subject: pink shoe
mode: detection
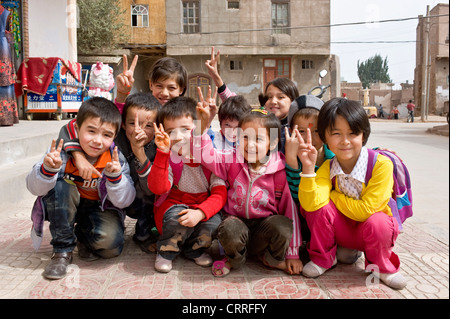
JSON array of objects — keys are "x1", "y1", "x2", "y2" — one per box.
[{"x1": 211, "y1": 258, "x2": 231, "y2": 277}]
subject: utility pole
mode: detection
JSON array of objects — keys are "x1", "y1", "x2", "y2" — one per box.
[{"x1": 421, "y1": 6, "x2": 430, "y2": 122}]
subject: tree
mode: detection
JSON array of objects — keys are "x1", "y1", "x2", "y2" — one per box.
[
  {"x1": 357, "y1": 54, "x2": 391, "y2": 89},
  {"x1": 77, "y1": 0, "x2": 127, "y2": 53}
]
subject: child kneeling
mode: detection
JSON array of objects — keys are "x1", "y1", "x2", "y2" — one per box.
[{"x1": 147, "y1": 97, "x2": 227, "y2": 273}]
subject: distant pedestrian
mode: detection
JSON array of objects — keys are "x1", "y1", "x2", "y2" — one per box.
[
  {"x1": 407, "y1": 100, "x2": 415, "y2": 122},
  {"x1": 377, "y1": 104, "x2": 385, "y2": 118},
  {"x1": 393, "y1": 105, "x2": 399, "y2": 120}
]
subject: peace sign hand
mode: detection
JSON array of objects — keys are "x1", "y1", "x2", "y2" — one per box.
[
  {"x1": 205, "y1": 46, "x2": 224, "y2": 88},
  {"x1": 44, "y1": 139, "x2": 64, "y2": 169},
  {"x1": 153, "y1": 123, "x2": 171, "y2": 153},
  {"x1": 292, "y1": 127, "x2": 317, "y2": 174},
  {"x1": 196, "y1": 86, "x2": 217, "y2": 135},
  {"x1": 129, "y1": 111, "x2": 149, "y2": 149},
  {"x1": 116, "y1": 54, "x2": 138, "y2": 102},
  {"x1": 105, "y1": 146, "x2": 122, "y2": 174}
]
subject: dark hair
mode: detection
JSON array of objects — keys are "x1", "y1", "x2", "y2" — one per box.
[
  {"x1": 318, "y1": 97, "x2": 371, "y2": 146},
  {"x1": 149, "y1": 57, "x2": 187, "y2": 96},
  {"x1": 290, "y1": 107, "x2": 320, "y2": 128},
  {"x1": 76, "y1": 97, "x2": 122, "y2": 137},
  {"x1": 157, "y1": 96, "x2": 197, "y2": 125},
  {"x1": 264, "y1": 77, "x2": 299, "y2": 102},
  {"x1": 122, "y1": 92, "x2": 161, "y2": 124},
  {"x1": 239, "y1": 109, "x2": 282, "y2": 149},
  {"x1": 218, "y1": 95, "x2": 252, "y2": 123}
]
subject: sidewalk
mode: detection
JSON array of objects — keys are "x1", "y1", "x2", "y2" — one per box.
[{"x1": 0, "y1": 117, "x2": 448, "y2": 299}]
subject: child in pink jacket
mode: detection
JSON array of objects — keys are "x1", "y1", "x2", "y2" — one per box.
[{"x1": 195, "y1": 96, "x2": 302, "y2": 277}]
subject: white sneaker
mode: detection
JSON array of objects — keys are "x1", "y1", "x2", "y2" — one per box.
[
  {"x1": 193, "y1": 252, "x2": 213, "y2": 267},
  {"x1": 302, "y1": 258, "x2": 337, "y2": 278},
  {"x1": 155, "y1": 254, "x2": 172, "y2": 273},
  {"x1": 378, "y1": 272, "x2": 407, "y2": 290}
]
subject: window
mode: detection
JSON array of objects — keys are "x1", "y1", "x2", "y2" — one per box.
[
  {"x1": 188, "y1": 75, "x2": 211, "y2": 99},
  {"x1": 131, "y1": 5, "x2": 149, "y2": 27},
  {"x1": 302, "y1": 60, "x2": 314, "y2": 69},
  {"x1": 230, "y1": 60, "x2": 243, "y2": 71},
  {"x1": 272, "y1": 1, "x2": 289, "y2": 34},
  {"x1": 263, "y1": 58, "x2": 291, "y2": 88},
  {"x1": 183, "y1": 1, "x2": 200, "y2": 34},
  {"x1": 227, "y1": 0, "x2": 240, "y2": 9}
]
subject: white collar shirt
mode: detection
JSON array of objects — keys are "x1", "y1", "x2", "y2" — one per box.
[{"x1": 330, "y1": 146, "x2": 369, "y2": 200}]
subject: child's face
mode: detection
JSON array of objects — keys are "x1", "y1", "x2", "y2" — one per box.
[
  {"x1": 220, "y1": 118, "x2": 240, "y2": 143},
  {"x1": 149, "y1": 76, "x2": 184, "y2": 106},
  {"x1": 239, "y1": 121, "x2": 275, "y2": 168},
  {"x1": 325, "y1": 115, "x2": 364, "y2": 170},
  {"x1": 265, "y1": 84, "x2": 292, "y2": 120},
  {"x1": 292, "y1": 115, "x2": 323, "y2": 151},
  {"x1": 122, "y1": 107, "x2": 157, "y2": 145},
  {"x1": 76, "y1": 116, "x2": 116, "y2": 158},
  {"x1": 163, "y1": 115, "x2": 195, "y2": 157}
]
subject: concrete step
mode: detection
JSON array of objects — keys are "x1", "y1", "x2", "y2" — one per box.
[{"x1": 0, "y1": 119, "x2": 71, "y2": 205}]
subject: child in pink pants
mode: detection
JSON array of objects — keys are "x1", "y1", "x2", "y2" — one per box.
[{"x1": 295, "y1": 98, "x2": 407, "y2": 290}]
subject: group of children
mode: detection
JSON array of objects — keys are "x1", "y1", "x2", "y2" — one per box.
[{"x1": 26, "y1": 48, "x2": 407, "y2": 290}]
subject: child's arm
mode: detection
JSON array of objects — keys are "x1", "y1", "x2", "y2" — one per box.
[
  {"x1": 330, "y1": 155, "x2": 394, "y2": 222},
  {"x1": 115, "y1": 54, "x2": 138, "y2": 104},
  {"x1": 58, "y1": 120, "x2": 102, "y2": 180},
  {"x1": 26, "y1": 139, "x2": 64, "y2": 197},
  {"x1": 205, "y1": 47, "x2": 236, "y2": 102},
  {"x1": 178, "y1": 182, "x2": 227, "y2": 228},
  {"x1": 147, "y1": 124, "x2": 172, "y2": 195}
]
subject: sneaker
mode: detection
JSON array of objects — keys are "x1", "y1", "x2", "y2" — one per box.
[
  {"x1": 193, "y1": 252, "x2": 213, "y2": 267},
  {"x1": 302, "y1": 257, "x2": 337, "y2": 278},
  {"x1": 378, "y1": 272, "x2": 407, "y2": 290},
  {"x1": 155, "y1": 254, "x2": 172, "y2": 273}
]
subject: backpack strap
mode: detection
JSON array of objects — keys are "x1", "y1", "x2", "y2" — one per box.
[{"x1": 364, "y1": 148, "x2": 378, "y2": 185}]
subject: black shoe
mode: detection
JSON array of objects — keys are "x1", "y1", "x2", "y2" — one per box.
[
  {"x1": 43, "y1": 252, "x2": 73, "y2": 280},
  {"x1": 77, "y1": 242, "x2": 99, "y2": 261}
]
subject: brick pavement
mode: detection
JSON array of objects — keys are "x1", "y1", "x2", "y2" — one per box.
[{"x1": 0, "y1": 202, "x2": 447, "y2": 299}]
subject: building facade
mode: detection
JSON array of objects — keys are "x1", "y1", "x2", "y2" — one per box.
[
  {"x1": 165, "y1": 0, "x2": 334, "y2": 104},
  {"x1": 414, "y1": 3, "x2": 449, "y2": 116}
]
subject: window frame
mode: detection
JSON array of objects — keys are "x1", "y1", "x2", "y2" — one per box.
[
  {"x1": 182, "y1": 0, "x2": 201, "y2": 34},
  {"x1": 271, "y1": 0, "x2": 290, "y2": 35},
  {"x1": 131, "y1": 4, "x2": 149, "y2": 28}
]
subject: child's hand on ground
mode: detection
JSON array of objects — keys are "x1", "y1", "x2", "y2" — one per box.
[
  {"x1": 285, "y1": 259, "x2": 303, "y2": 275},
  {"x1": 153, "y1": 123, "x2": 170, "y2": 153},
  {"x1": 105, "y1": 146, "x2": 121, "y2": 174},
  {"x1": 44, "y1": 139, "x2": 64, "y2": 170},
  {"x1": 178, "y1": 209, "x2": 206, "y2": 228}
]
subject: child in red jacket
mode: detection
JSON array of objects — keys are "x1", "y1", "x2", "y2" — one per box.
[{"x1": 147, "y1": 96, "x2": 227, "y2": 273}]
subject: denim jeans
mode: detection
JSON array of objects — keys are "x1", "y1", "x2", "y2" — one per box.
[
  {"x1": 125, "y1": 195, "x2": 156, "y2": 242},
  {"x1": 157, "y1": 204, "x2": 221, "y2": 260},
  {"x1": 42, "y1": 178, "x2": 125, "y2": 258},
  {"x1": 217, "y1": 215, "x2": 293, "y2": 269}
]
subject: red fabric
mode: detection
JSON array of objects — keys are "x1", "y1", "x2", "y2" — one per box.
[{"x1": 14, "y1": 57, "x2": 82, "y2": 97}]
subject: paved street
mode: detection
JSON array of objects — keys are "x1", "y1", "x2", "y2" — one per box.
[{"x1": 0, "y1": 118, "x2": 448, "y2": 301}]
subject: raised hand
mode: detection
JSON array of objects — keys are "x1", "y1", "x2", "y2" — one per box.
[
  {"x1": 284, "y1": 126, "x2": 301, "y2": 169},
  {"x1": 116, "y1": 54, "x2": 138, "y2": 102},
  {"x1": 153, "y1": 122, "x2": 170, "y2": 153},
  {"x1": 129, "y1": 111, "x2": 149, "y2": 149},
  {"x1": 205, "y1": 46, "x2": 224, "y2": 88},
  {"x1": 43, "y1": 139, "x2": 64, "y2": 169},
  {"x1": 196, "y1": 86, "x2": 217, "y2": 135},
  {"x1": 295, "y1": 127, "x2": 317, "y2": 174},
  {"x1": 105, "y1": 146, "x2": 122, "y2": 174}
]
